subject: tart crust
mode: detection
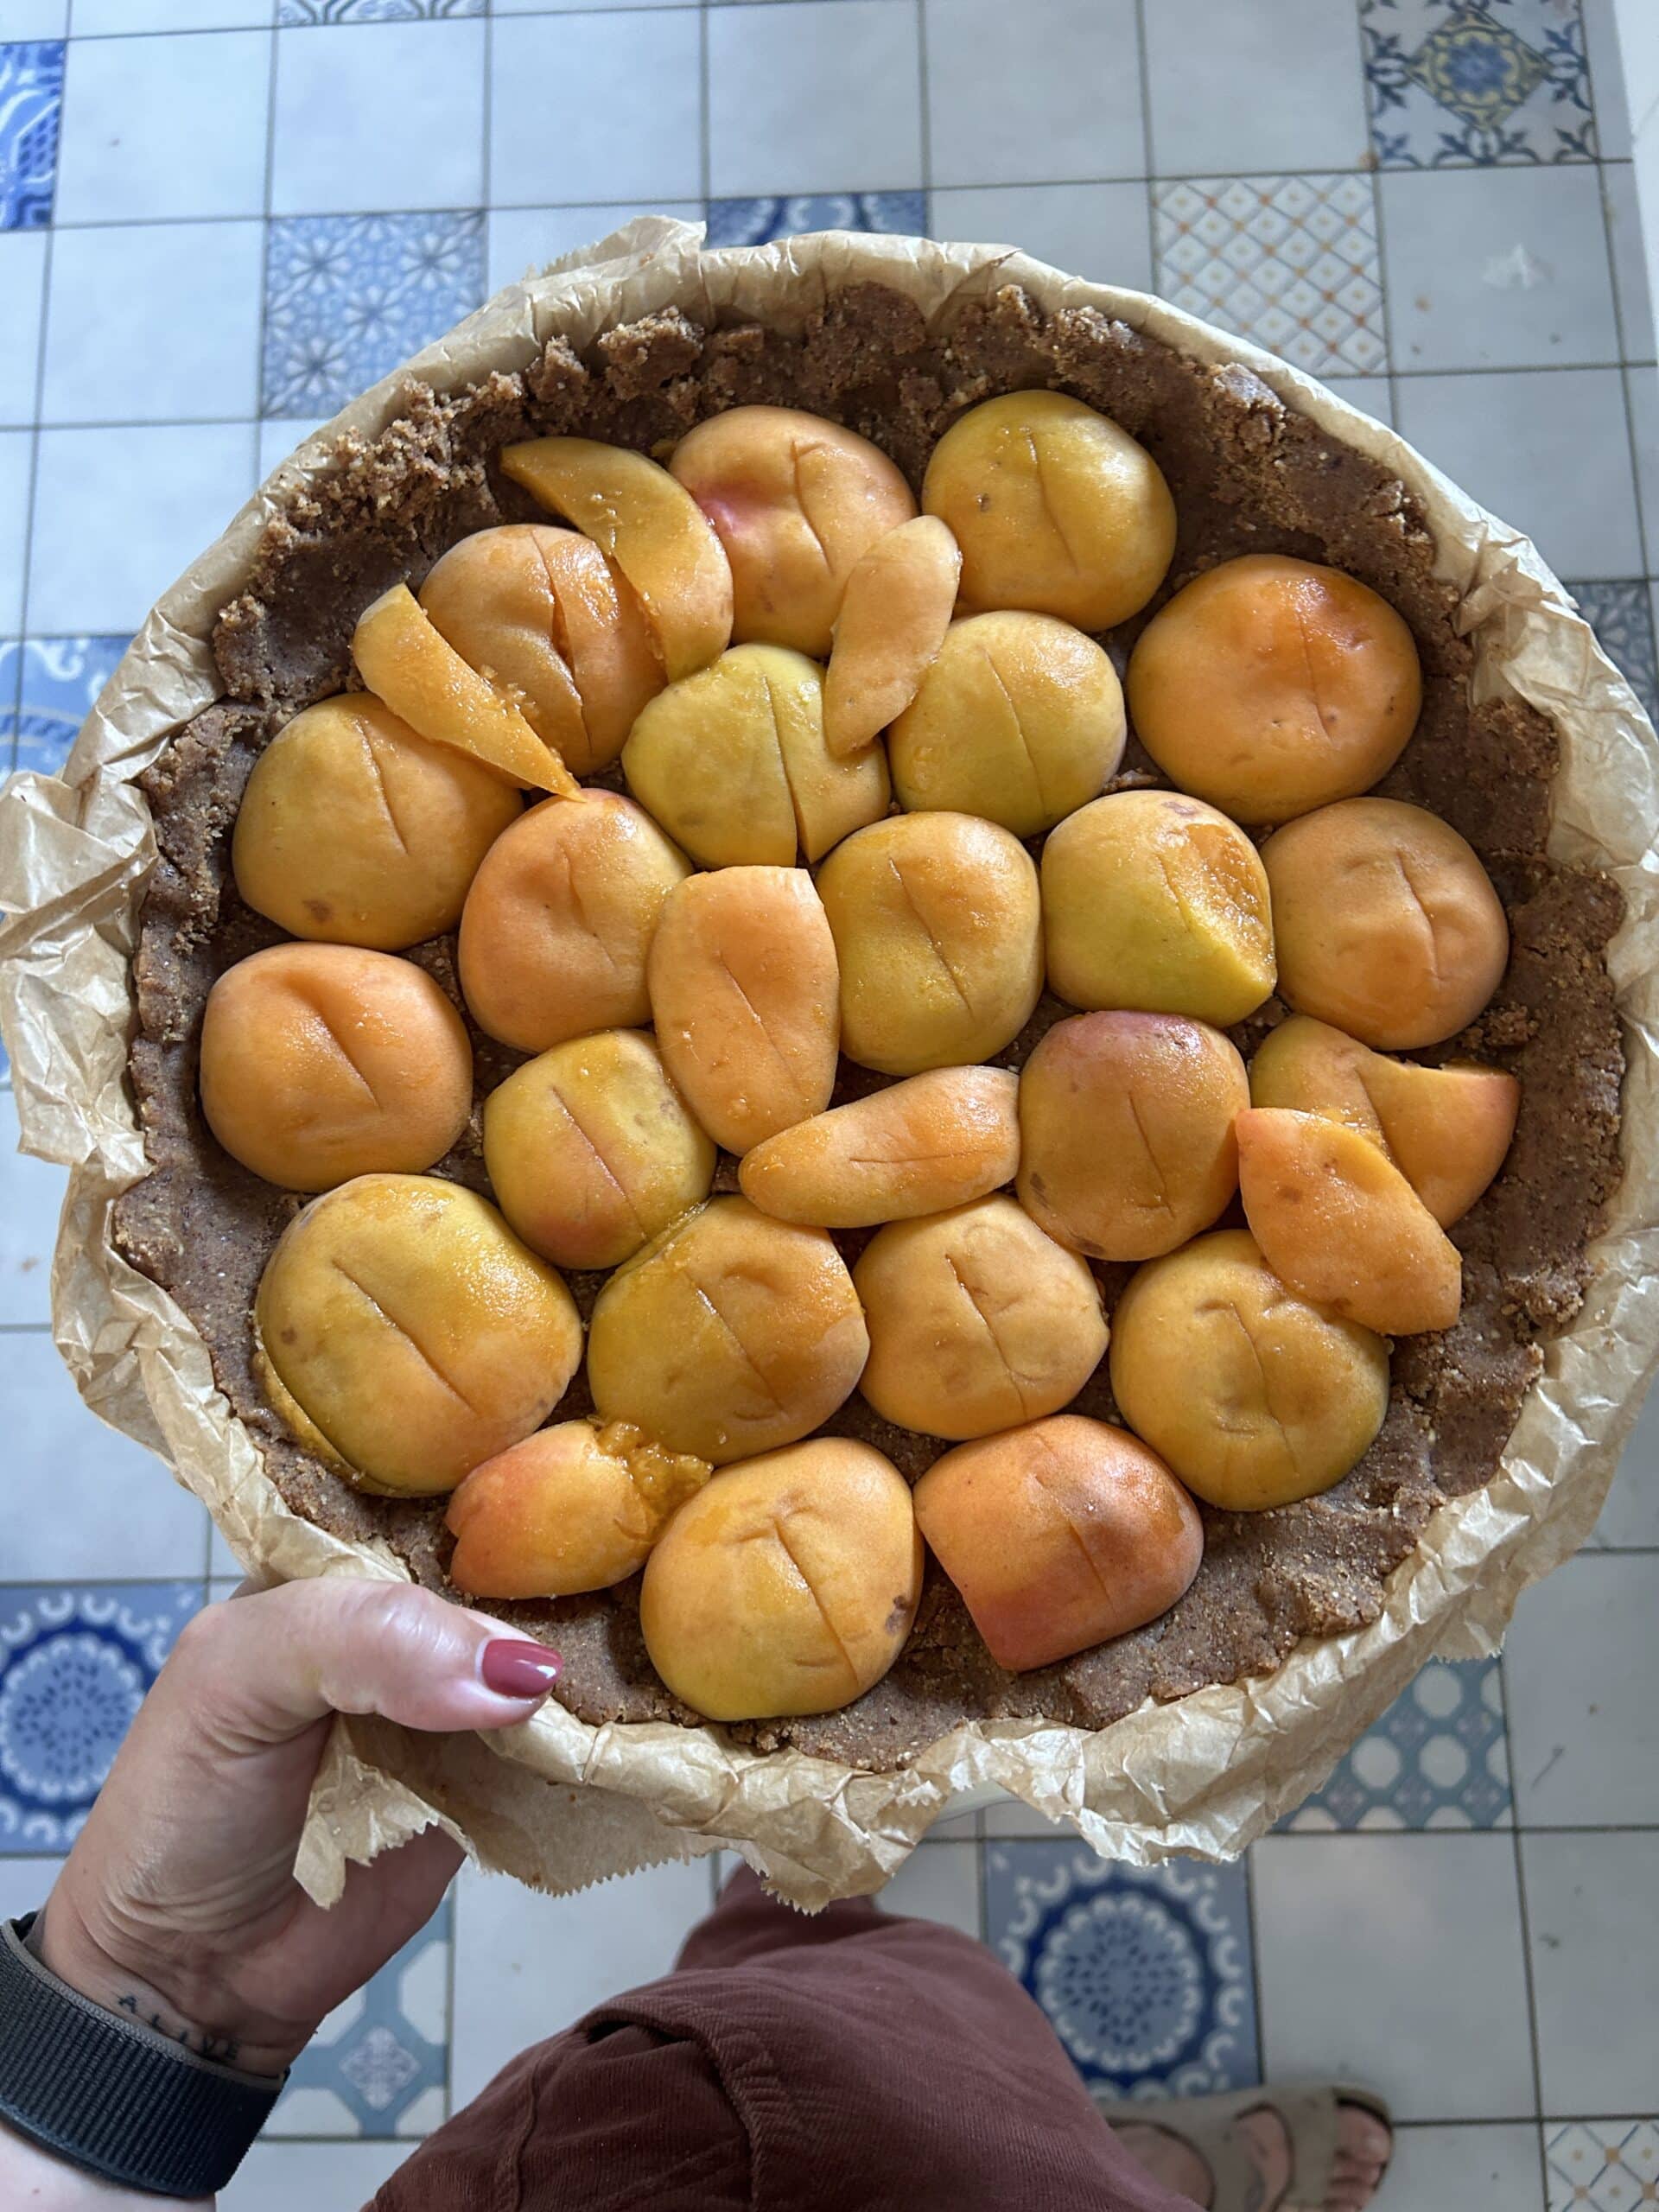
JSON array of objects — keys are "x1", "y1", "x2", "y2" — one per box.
[{"x1": 113, "y1": 283, "x2": 1624, "y2": 1766}]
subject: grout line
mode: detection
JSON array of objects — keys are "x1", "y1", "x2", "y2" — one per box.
[
  {"x1": 1242, "y1": 1838, "x2": 1266, "y2": 2084},
  {"x1": 481, "y1": 0, "x2": 495, "y2": 264},
  {"x1": 15, "y1": 36, "x2": 62, "y2": 657},
  {"x1": 442, "y1": 1875, "x2": 457, "y2": 2124},
  {"x1": 914, "y1": 0, "x2": 931, "y2": 226},
  {"x1": 1510, "y1": 1812, "x2": 1552, "y2": 2201},
  {"x1": 698, "y1": 0, "x2": 711, "y2": 213},
  {"x1": 1132, "y1": 0, "x2": 1155, "y2": 290}
]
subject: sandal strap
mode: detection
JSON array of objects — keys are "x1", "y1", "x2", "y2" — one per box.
[{"x1": 1101, "y1": 2082, "x2": 1391, "y2": 2212}]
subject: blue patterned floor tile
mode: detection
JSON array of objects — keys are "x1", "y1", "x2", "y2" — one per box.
[
  {"x1": 281, "y1": 0, "x2": 481, "y2": 16},
  {"x1": 1361, "y1": 2, "x2": 1595, "y2": 168},
  {"x1": 262, "y1": 210, "x2": 485, "y2": 418},
  {"x1": 1547, "y1": 2120, "x2": 1659, "y2": 2209},
  {"x1": 985, "y1": 1844, "x2": 1258, "y2": 2101},
  {"x1": 9, "y1": 636, "x2": 130, "y2": 780},
  {"x1": 1570, "y1": 579, "x2": 1659, "y2": 723},
  {"x1": 270, "y1": 1898, "x2": 450, "y2": 2139},
  {"x1": 0, "y1": 1584, "x2": 202, "y2": 1854},
  {"x1": 0, "y1": 637, "x2": 19, "y2": 772},
  {"x1": 0, "y1": 41, "x2": 63, "y2": 231},
  {"x1": 705, "y1": 192, "x2": 926, "y2": 248},
  {"x1": 1278, "y1": 1656, "x2": 1512, "y2": 1831}
]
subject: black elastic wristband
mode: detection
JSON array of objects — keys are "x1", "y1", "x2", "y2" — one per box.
[{"x1": 0, "y1": 1914, "x2": 284, "y2": 2198}]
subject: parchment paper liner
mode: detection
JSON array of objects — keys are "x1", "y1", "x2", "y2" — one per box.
[{"x1": 3, "y1": 219, "x2": 1656, "y2": 1910}]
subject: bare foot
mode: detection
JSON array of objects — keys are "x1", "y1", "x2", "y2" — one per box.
[{"x1": 1115, "y1": 2099, "x2": 1391, "y2": 2210}]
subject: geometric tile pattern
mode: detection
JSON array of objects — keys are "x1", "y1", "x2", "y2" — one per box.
[
  {"x1": 0, "y1": 1584, "x2": 202, "y2": 1854},
  {"x1": 985, "y1": 1844, "x2": 1259, "y2": 2101},
  {"x1": 706, "y1": 192, "x2": 929, "y2": 248},
  {"x1": 262, "y1": 211, "x2": 486, "y2": 417},
  {"x1": 0, "y1": 41, "x2": 63, "y2": 232},
  {"x1": 1547, "y1": 2121, "x2": 1659, "y2": 2209},
  {"x1": 1154, "y1": 174, "x2": 1387, "y2": 374},
  {"x1": 1571, "y1": 580, "x2": 1659, "y2": 723},
  {"x1": 280, "y1": 1, "x2": 482, "y2": 17},
  {"x1": 272, "y1": 1901, "x2": 450, "y2": 2139},
  {"x1": 1280, "y1": 1657, "x2": 1513, "y2": 1831},
  {"x1": 6, "y1": 634, "x2": 130, "y2": 779},
  {"x1": 1361, "y1": 0, "x2": 1598, "y2": 168}
]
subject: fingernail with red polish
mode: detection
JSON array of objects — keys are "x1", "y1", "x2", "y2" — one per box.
[{"x1": 480, "y1": 1639, "x2": 563, "y2": 1700}]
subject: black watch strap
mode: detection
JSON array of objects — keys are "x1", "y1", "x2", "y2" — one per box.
[{"x1": 0, "y1": 1913, "x2": 285, "y2": 2198}]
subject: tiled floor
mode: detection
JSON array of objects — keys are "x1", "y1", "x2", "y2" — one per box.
[{"x1": 1, "y1": 4, "x2": 1656, "y2": 2207}]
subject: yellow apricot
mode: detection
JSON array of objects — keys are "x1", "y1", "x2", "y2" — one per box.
[{"x1": 823, "y1": 515, "x2": 961, "y2": 756}]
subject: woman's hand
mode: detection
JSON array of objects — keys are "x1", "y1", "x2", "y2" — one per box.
[{"x1": 30, "y1": 1578, "x2": 561, "y2": 2079}]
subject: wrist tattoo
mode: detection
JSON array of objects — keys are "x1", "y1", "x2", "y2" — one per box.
[{"x1": 116, "y1": 1990, "x2": 242, "y2": 2066}]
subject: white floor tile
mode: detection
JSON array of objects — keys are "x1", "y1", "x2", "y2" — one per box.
[
  {"x1": 450, "y1": 1856, "x2": 711, "y2": 2107},
  {"x1": 925, "y1": 0, "x2": 1142, "y2": 190},
  {"x1": 1252, "y1": 1834, "x2": 1535, "y2": 2120},
  {"x1": 930, "y1": 181, "x2": 1153, "y2": 292},
  {"x1": 74, "y1": 0, "x2": 271, "y2": 26},
  {"x1": 1584, "y1": 0, "x2": 1634, "y2": 161},
  {"x1": 1589, "y1": 1371, "x2": 1659, "y2": 1548},
  {"x1": 496, "y1": 0, "x2": 693, "y2": 9},
  {"x1": 1394, "y1": 367, "x2": 1643, "y2": 582},
  {"x1": 1505, "y1": 1554, "x2": 1659, "y2": 1826},
  {"x1": 983, "y1": 1799, "x2": 1069, "y2": 1838},
  {"x1": 0, "y1": 1858, "x2": 63, "y2": 1925},
  {"x1": 27, "y1": 422, "x2": 254, "y2": 635},
  {"x1": 0, "y1": 233, "x2": 46, "y2": 431},
  {"x1": 1383, "y1": 2124, "x2": 1545, "y2": 2212},
  {"x1": 42, "y1": 221, "x2": 264, "y2": 426},
  {"x1": 877, "y1": 1840, "x2": 982, "y2": 1937},
  {"x1": 221, "y1": 2141, "x2": 412, "y2": 2212},
  {"x1": 257, "y1": 416, "x2": 327, "y2": 480},
  {"x1": 1321, "y1": 376, "x2": 1395, "y2": 428},
  {"x1": 1605, "y1": 162, "x2": 1656, "y2": 361},
  {"x1": 493, "y1": 13, "x2": 702, "y2": 210},
  {"x1": 708, "y1": 1, "x2": 920, "y2": 198},
  {"x1": 1381, "y1": 168, "x2": 1620, "y2": 373},
  {"x1": 271, "y1": 20, "x2": 485, "y2": 218},
  {"x1": 1626, "y1": 364, "x2": 1659, "y2": 570},
  {"x1": 0, "y1": 1332, "x2": 206, "y2": 1580},
  {"x1": 3, "y1": 1, "x2": 67, "y2": 35},
  {"x1": 0, "y1": 1093, "x2": 66, "y2": 1326},
  {"x1": 54, "y1": 32, "x2": 270, "y2": 226},
  {"x1": 1523, "y1": 1831, "x2": 1659, "y2": 2117},
  {"x1": 0, "y1": 431, "x2": 30, "y2": 638},
  {"x1": 486, "y1": 202, "x2": 703, "y2": 295},
  {"x1": 1144, "y1": 0, "x2": 1368, "y2": 177}
]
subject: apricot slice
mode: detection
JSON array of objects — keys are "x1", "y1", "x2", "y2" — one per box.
[
  {"x1": 1041, "y1": 788, "x2": 1275, "y2": 1027},
  {"x1": 739, "y1": 1065, "x2": 1020, "y2": 1228},
  {"x1": 419, "y1": 524, "x2": 664, "y2": 776},
  {"x1": 255, "y1": 1173, "x2": 582, "y2": 1497},
  {"x1": 1126, "y1": 554, "x2": 1423, "y2": 824},
  {"x1": 913, "y1": 1414, "x2": 1203, "y2": 1672},
  {"x1": 888, "y1": 610, "x2": 1126, "y2": 836},
  {"x1": 232, "y1": 695, "x2": 521, "y2": 952},
  {"x1": 647, "y1": 867, "x2": 839, "y2": 1155},
  {"x1": 352, "y1": 583, "x2": 578, "y2": 797},
  {"x1": 587, "y1": 1197, "x2": 868, "y2": 1465},
  {"x1": 200, "y1": 944, "x2": 472, "y2": 1193},
  {"x1": 923, "y1": 390, "x2": 1176, "y2": 631},
  {"x1": 621, "y1": 643, "x2": 888, "y2": 868},
  {"x1": 1236, "y1": 1107, "x2": 1462, "y2": 1336},
  {"x1": 1109, "y1": 1228, "x2": 1389, "y2": 1510},
  {"x1": 1263, "y1": 797, "x2": 1509, "y2": 1050},
  {"x1": 668, "y1": 404, "x2": 917, "y2": 657},
  {"x1": 482, "y1": 1029, "x2": 715, "y2": 1270},
  {"x1": 1017, "y1": 1011, "x2": 1247, "y2": 1262},
  {"x1": 855, "y1": 1195, "x2": 1107, "y2": 1440},
  {"x1": 499, "y1": 435, "x2": 734, "y2": 681},
  {"x1": 458, "y1": 790, "x2": 690, "y2": 1052},
  {"x1": 639, "y1": 1438, "x2": 922, "y2": 1721},
  {"x1": 446, "y1": 1418, "x2": 710, "y2": 1599},
  {"x1": 1249, "y1": 1014, "x2": 1519, "y2": 1227},
  {"x1": 823, "y1": 515, "x2": 961, "y2": 757},
  {"x1": 817, "y1": 811, "x2": 1044, "y2": 1076}
]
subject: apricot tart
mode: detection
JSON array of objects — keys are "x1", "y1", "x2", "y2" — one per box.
[{"x1": 116, "y1": 283, "x2": 1622, "y2": 1764}]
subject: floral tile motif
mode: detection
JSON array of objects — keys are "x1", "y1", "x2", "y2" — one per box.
[
  {"x1": 279, "y1": 0, "x2": 482, "y2": 19},
  {"x1": 0, "y1": 41, "x2": 63, "y2": 232},
  {"x1": 1361, "y1": 1, "x2": 1595, "y2": 168},
  {"x1": 705, "y1": 193, "x2": 927, "y2": 249},
  {"x1": 986, "y1": 1844, "x2": 1258, "y2": 2101},
  {"x1": 270, "y1": 1899, "x2": 450, "y2": 2139},
  {"x1": 262, "y1": 211, "x2": 485, "y2": 419},
  {"x1": 1547, "y1": 2121, "x2": 1659, "y2": 2209},
  {"x1": 0, "y1": 1585, "x2": 202, "y2": 1854},
  {"x1": 7, "y1": 637, "x2": 130, "y2": 780},
  {"x1": 1279, "y1": 1657, "x2": 1512, "y2": 1831},
  {"x1": 1570, "y1": 580, "x2": 1659, "y2": 723},
  {"x1": 1154, "y1": 175, "x2": 1386, "y2": 377}
]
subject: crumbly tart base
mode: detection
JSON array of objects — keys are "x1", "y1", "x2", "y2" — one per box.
[{"x1": 113, "y1": 282, "x2": 1624, "y2": 1768}]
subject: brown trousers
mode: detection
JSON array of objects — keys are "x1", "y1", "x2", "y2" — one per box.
[{"x1": 370, "y1": 1866, "x2": 1191, "y2": 2211}]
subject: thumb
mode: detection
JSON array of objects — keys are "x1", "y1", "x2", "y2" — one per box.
[{"x1": 166, "y1": 1576, "x2": 562, "y2": 1746}]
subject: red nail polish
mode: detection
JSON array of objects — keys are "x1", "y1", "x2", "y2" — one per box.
[{"x1": 480, "y1": 1639, "x2": 563, "y2": 1700}]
